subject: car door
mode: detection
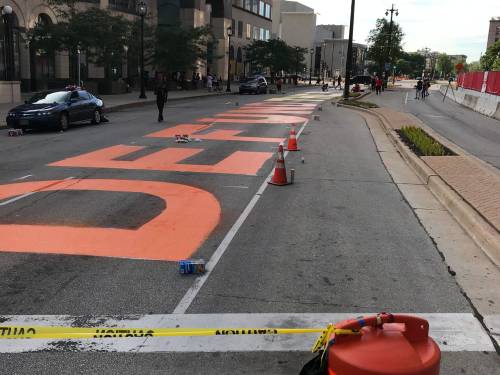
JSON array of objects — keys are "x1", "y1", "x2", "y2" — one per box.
[
  {"x1": 67, "y1": 91, "x2": 85, "y2": 122},
  {"x1": 258, "y1": 78, "x2": 266, "y2": 93},
  {"x1": 78, "y1": 91, "x2": 94, "y2": 120}
]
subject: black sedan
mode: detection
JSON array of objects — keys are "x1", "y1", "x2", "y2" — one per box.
[
  {"x1": 6, "y1": 89, "x2": 104, "y2": 131},
  {"x1": 239, "y1": 76, "x2": 268, "y2": 94}
]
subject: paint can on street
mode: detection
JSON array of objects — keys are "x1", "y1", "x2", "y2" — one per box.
[{"x1": 179, "y1": 259, "x2": 206, "y2": 274}]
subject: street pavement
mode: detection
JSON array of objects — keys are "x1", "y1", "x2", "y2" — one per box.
[
  {"x1": 0, "y1": 90, "x2": 498, "y2": 374},
  {"x1": 367, "y1": 84, "x2": 500, "y2": 169}
]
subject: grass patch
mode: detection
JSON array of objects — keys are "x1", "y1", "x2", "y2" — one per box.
[
  {"x1": 340, "y1": 99, "x2": 379, "y2": 109},
  {"x1": 349, "y1": 92, "x2": 362, "y2": 97},
  {"x1": 398, "y1": 126, "x2": 454, "y2": 156}
]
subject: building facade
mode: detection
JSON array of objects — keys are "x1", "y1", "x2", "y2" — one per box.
[
  {"x1": 487, "y1": 17, "x2": 500, "y2": 48},
  {"x1": 0, "y1": 0, "x2": 157, "y2": 94}
]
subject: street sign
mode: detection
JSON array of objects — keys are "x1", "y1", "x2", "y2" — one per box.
[{"x1": 385, "y1": 63, "x2": 391, "y2": 71}]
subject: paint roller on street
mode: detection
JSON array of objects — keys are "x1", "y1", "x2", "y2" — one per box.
[{"x1": 0, "y1": 313, "x2": 441, "y2": 374}]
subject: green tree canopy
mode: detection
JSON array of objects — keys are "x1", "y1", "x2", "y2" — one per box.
[
  {"x1": 152, "y1": 25, "x2": 213, "y2": 75},
  {"x1": 480, "y1": 40, "x2": 500, "y2": 71},
  {"x1": 366, "y1": 18, "x2": 404, "y2": 72},
  {"x1": 244, "y1": 39, "x2": 307, "y2": 78},
  {"x1": 465, "y1": 61, "x2": 481, "y2": 72},
  {"x1": 437, "y1": 54, "x2": 454, "y2": 77},
  {"x1": 395, "y1": 52, "x2": 425, "y2": 77}
]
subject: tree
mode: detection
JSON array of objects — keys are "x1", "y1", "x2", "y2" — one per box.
[
  {"x1": 465, "y1": 61, "x2": 481, "y2": 72},
  {"x1": 152, "y1": 25, "x2": 213, "y2": 75},
  {"x1": 366, "y1": 18, "x2": 404, "y2": 73},
  {"x1": 394, "y1": 52, "x2": 425, "y2": 78},
  {"x1": 244, "y1": 39, "x2": 306, "y2": 79},
  {"x1": 436, "y1": 54, "x2": 453, "y2": 77},
  {"x1": 27, "y1": 5, "x2": 133, "y2": 81},
  {"x1": 480, "y1": 40, "x2": 500, "y2": 71}
]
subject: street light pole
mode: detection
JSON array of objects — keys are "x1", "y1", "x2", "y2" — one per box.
[
  {"x1": 137, "y1": 1, "x2": 147, "y2": 99},
  {"x1": 1, "y1": 5, "x2": 14, "y2": 81},
  {"x1": 321, "y1": 42, "x2": 326, "y2": 84},
  {"x1": 309, "y1": 48, "x2": 313, "y2": 85},
  {"x1": 295, "y1": 46, "x2": 300, "y2": 85},
  {"x1": 226, "y1": 26, "x2": 232, "y2": 92},
  {"x1": 77, "y1": 47, "x2": 81, "y2": 87},
  {"x1": 343, "y1": 0, "x2": 355, "y2": 99},
  {"x1": 384, "y1": 4, "x2": 398, "y2": 87}
]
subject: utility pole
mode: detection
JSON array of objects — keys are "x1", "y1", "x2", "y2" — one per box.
[
  {"x1": 343, "y1": 0, "x2": 355, "y2": 99},
  {"x1": 384, "y1": 4, "x2": 398, "y2": 88},
  {"x1": 309, "y1": 48, "x2": 314, "y2": 85}
]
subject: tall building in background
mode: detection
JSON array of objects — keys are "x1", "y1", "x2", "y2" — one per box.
[
  {"x1": 487, "y1": 17, "x2": 500, "y2": 48},
  {"x1": 271, "y1": 0, "x2": 316, "y2": 77}
]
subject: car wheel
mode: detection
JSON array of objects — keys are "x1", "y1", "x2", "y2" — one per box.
[
  {"x1": 91, "y1": 109, "x2": 101, "y2": 125},
  {"x1": 59, "y1": 113, "x2": 69, "y2": 131}
]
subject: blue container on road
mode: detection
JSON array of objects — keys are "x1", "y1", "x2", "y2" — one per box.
[{"x1": 179, "y1": 259, "x2": 206, "y2": 274}]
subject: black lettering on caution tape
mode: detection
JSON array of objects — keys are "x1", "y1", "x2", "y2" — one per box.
[
  {"x1": 93, "y1": 329, "x2": 155, "y2": 338},
  {"x1": 215, "y1": 329, "x2": 279, "y2": 335},
  {"x1": 0, "y1": 327, "x2": 37, "y2": 337}
]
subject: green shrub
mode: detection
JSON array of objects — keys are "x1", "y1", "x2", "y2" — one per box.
[
  {"x1": 349, "y1": 92, "x2": 361, "y2": 97},
  {"x1": 340, "y1": 100, "x2": 379, "y2": 109},
  {"x1": 399, "y1": 126, "x2": 449, "y2": 156}
]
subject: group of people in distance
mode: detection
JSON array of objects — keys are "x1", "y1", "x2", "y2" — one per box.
[{"x1": 415, "y1": 77, "x2": 431, "y2": 100}]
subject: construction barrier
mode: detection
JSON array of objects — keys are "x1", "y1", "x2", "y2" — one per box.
[{"x1": 457, "y1": 71, "x2": 500, "y2": 96}]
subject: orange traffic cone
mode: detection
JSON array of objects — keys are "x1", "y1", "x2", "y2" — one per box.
[
  {"x1": 286, "y1": 124, "x2": 300, "y2": 151},
  {"x1": 269, "y1": 144, "x2": 289, "y2": 186}
]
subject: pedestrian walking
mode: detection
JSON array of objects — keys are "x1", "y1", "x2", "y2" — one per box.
[
  {"x1": 155, "y1": 73, "x2": 168, "y2": 122},
  {"x1": 276, "y1": 77, "x2": 283, "y2": 93},
  {"x1": 371, "y1": 76, "x2": 376, "y2": 91},
  {"x1": 207, "y1": 74, "x2": 213, "y2": 92},
  {"x1": 337, "y1": 75, "x2": 342, "y2": 90},
  {"x1": 375, "y1": 76, "x2": 382, "y2": 95},
  {"x1": 415, "y1": 78, "x2": 423, "y2": 100}
]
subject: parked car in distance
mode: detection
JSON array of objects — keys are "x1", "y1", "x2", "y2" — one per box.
[
  {"x1": 349, "y1": 75, "x2": 372, "y2": 85},
  {"x1": 6, "y1": 87, "x2": 104, "y2": 131},
  {"x1": 239, "y1": 76, "x2": 268, "y2": 94}
]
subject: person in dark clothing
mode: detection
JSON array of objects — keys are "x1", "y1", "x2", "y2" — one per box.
[
  {"x1": 375, "y1": 76, "x2": 382, "y2": 95},
  {"x1": 415, "y1": 78, "x2": 423, "y2": 100},
  {"x1": 337, "y1": 75, "x2": 342, "y2": 89},
  {"x1": 155, "y1": 73, "x2": 168, "y2": 122}
]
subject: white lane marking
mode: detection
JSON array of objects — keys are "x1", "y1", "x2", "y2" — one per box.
[
  {"x1": 0, "y1": 192, "x2": 35, "y2": 206},
  {"x1": 0, "y1": 313, "x2": 494, "y2": 353},
  {"x1": 12, "y1": 174, "x2": 33, "y2": 181},
  {"x1": 172, "y1": 117, "x2": 310, "y2": 315},
  {"x1": 405, "y1": 92, "x2": 408, "y2": 105},
  {"x1": 0, "y1": 177, "x2": 76, "y2": 206},
  {"x1": 223, "y1": 186, "x2": 249, "y2": 189}
]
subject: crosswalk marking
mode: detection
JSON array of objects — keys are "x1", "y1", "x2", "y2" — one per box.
[{"x1": 0, "y1": 313, "x2": 494, "y2": 353}]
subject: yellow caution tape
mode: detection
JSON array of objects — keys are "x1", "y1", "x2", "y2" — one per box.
[{"x1": 0, "y1": 325, "x2": 360, "y2": 342}]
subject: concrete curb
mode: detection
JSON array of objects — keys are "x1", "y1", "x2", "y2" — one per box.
[{"x1": 338, "y1": 103, "x2": 500, "y2": 266}]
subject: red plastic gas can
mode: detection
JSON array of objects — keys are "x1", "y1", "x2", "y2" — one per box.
[{"x1": 327, "y1": 314, "x2": 440, "y2": 375}]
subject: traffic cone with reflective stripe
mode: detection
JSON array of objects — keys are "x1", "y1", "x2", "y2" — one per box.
[
  {"x1": 286, "y1": 124, "x2": 300, "y2": 151},
  {"x1": 269, "y1": 144, "x2": 289, "y2": 186}
]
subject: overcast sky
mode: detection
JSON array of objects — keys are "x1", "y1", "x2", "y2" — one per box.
[{"x1": 297, "y1": 0, "x2": 500, "y2": 61}]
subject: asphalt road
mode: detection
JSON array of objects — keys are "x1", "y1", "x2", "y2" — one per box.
[
  {"x1": 0, "y1": 90, "x2": 498, "y2": 374},
  {"x1": 367, "y1": 86, "x2": 500, "y2": 169}
]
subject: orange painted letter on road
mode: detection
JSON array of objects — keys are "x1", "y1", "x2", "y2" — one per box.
[
  {"x1": 50, "y1": 145, "x2": 273, "y2": 176},
  {"x1": 0, "y1": 179, "x2": 220, "y2": 261}
]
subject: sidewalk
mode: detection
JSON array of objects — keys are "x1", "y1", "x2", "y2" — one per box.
[{"x1": 373, "y1": 106, "x2": 500, "y2": 265}]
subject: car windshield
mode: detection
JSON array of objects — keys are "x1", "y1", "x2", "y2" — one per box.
[{"x1": 29, "y1": 91, "x2": 70, "y2": 104}]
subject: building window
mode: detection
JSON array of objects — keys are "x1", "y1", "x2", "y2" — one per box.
[
  {"x1": 108, "y1": 0, "x2": 136, "y2": 13},
  {"x1": 238, "y1": 21, "x2": 243, "y2": 38},
  {"x1": 265, "y1": 3, "x2": 271, "y2": 19},
  {"x1": 244, "y1": 0, "x2": 251, "y2": 11},
  {"x1": 252, "y1": 0, "x2": 258, "y2": 14},
  {"x1": 259, "y1": 27, "x2": 265, "y2": 40},
  {"x1": 265, "y1": 29, "x2": 270, "y2": 41},
  {"x1": 246, "y1": 24, "x2": 251, "y2": 39},
  {"x1": 259, "y1": 1, "x2": 265, "y2": 16},
  {"x1": 253, "y1": 26, "x2": 259, "y2": 40}
]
